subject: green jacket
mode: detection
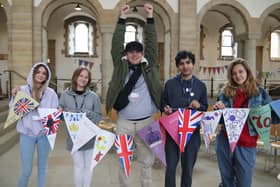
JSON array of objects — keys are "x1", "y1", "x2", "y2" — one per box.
[{"x1": 106, "y1": 18, "x2": 162, "y2": 113}]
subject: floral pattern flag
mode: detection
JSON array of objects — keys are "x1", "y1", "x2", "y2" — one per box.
[
  {"x1": 91, "y1": 129, "x2": 115, "y2": 171},
  {"x1": 223, "y1": 108, "x2": 250, "y2": 152}
]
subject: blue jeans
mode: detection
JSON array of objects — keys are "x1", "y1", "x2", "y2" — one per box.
[
  {"x1": 18, "y1": 134, "x2": 50, "y2": 187},
  {"x1": 215, "y1": 133, "x2": 256, "y2": 187}
]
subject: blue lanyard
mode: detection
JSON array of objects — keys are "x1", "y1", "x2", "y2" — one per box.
[{"x1": 72, "y1": 95, "x2": 86, "y2": 109}]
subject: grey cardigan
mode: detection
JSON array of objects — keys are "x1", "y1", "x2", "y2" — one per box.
[{"x1": 59, "y1": 87, "x2": 102, "y2": 151}]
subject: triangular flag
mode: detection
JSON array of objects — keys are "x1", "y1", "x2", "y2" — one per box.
[
  {"x1": 159, "y1": 111, "x2": 179, "y2": 145},
  {"x1": 71, "y1": 116, "x2": 101, "y2": 154},
  {"x1": 223, "y1": 108, "x2": 250, "y2": 152},
  {"x1": 200, "y1": 110, "x2": 222, "y2": 149},
  {"x1": 63, "y1": 112, "x2": 85, "y2": 143},
  {"x1": 39, "y1": 108, "x2": 62, "y2": 150},
  {"x1": 178, "y1": 108, "x2": 203, "y2": 152},
  {"x1": 114, "y1": 134, "x2": 134, "y2": 177},
  {"x1": 249, "y1": 104, "x2": 271, "y2": 149},
  {"x1": 270, "y1": 99, "x2": 280, "y2": 119},
  {"x1": 4, "y1": 91, "x2": 39, "y2": 128},
  {"x1": 91, "y1": 129, "x2": 115, "y2": 171},
  {"x1": 137, "y1": 120, "x2": 166, "y2": 166}
]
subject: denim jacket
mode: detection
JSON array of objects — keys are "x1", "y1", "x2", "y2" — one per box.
[{"x1": 217, "y1": 87, "x2": 278, "y2": 136}]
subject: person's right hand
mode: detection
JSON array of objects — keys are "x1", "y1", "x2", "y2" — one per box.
[
  {"x1": 164, "y1": 105, "x2": 172, "y2": 115},
  {"x1": 12, "y1": 86, "x2": 20, "y2": 97},
  {"x1": 120, "y1": 4, "x2": 130, "y2": 18},
  {"x1": 213, "y1": 101, "x2": 225, "y2": 110}
]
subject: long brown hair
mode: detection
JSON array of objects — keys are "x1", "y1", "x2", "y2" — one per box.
[
  {"x1": 223, "y1": 58, "x2": 259, "y2": 98},
  {"x1": 32, "y1": 64, "x2": 49, "y2": 101},
  {"x1": 71, "y1": 67, "x2": 91, "y2": 91}
]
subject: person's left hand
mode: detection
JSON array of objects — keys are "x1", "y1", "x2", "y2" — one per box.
[{"x1": 189, "y1": 100, "x2": 200, "y2": 110}]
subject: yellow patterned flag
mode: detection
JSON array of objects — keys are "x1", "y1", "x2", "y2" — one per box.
[{"x1": 4, "y1": 91, "x2": 39, "y2": 129}]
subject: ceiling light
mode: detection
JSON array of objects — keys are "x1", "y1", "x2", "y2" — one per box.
[{"x1": 75, "y1": 4, "x2": 82, "y2": 11}]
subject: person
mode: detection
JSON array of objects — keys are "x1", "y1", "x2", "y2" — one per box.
[
  {"x1": 161, "y1": 50, "x2": 208, "y2": 187},
  {"x1": 213, "y1": 58, "x2": 275, "y2": 187},
  {"x1": 59, "y1": 67, "x2": 102, "y2": 187},
  {"x1": 105, "y1": 3, "x2": 162, "y2": 187},
  {"x1": 10, "y1": 62, "x2": 59, "y2": 187}
]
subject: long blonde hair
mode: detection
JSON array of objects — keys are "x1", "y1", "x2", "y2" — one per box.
[{"x1": 223, "y1": 58, "x2": 259, "y2": 98}]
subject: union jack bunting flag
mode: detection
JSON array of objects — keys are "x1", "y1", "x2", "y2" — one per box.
[
  {"x1": 13, "y1": 97, "x2": 36, "y2": 117},
  {"x1": 114, "y1": 134, "x2": 134, "y2": 177},
  {"x1": 42, "y1": 110, "x2": 62, "y2": 135},
  {"x1": 178, "y1": 108, "x2": 203, "y2": 152}
]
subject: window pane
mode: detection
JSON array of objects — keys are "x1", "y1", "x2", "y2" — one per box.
[
  {"x1": 222, "y1": 30, "x2": 232, "y2": 46},
  {"x1": 75, "y1": 23, "x2": 88, "y2": 53},
  {"x1": 271, "y1": 32, "x2": 280, "y2": 59},
  {"x1": 125, "y1": 25, "x2": 137, "y2": 45},
  {"x1": 222, "y1": 47, "x2": 233, "y2": 56}
]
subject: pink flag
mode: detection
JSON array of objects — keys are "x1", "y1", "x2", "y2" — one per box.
[
  {"x1": 114, "y1": 134, "x2": 134, "y2": 177},
  {"x1": 178, "y1": 108, "x2": 203, "y2": 152},
  {"x1": 159, "y1": 111, "x2": 180, "y2": 145}
]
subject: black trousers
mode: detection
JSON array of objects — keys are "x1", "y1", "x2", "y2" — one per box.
[{"x1": 164, "y1": 127, "x2": 201, "y2": 187}]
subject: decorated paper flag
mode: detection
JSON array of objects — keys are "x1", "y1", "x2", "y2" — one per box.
[
  {"x1": 137, "y1": 120, "x2": 166, "y2": 166},
  {"x1": 159, "y1": 111, "x2": 179, "y2": 145},
  {"x1": 72, "y1": 116, "x2": 101, "y2": 154},
  {"x1": 178, "y1": 108, "x2": 203, "y2": 152},
  {"x1": 63, "y1": 112, "x2": 85, "y2": 143},
  {"x1": 270, "y1": 99, "x2": 280, "y2": 118},
  {"x1": 223, "y1": 108, "x2": 250, "y2": 152},
  {"x1": 249, "y1": 104, "x2": 271, "y2": 149},
  {"x1": 200, "y1": 110, "x2": 222, "y2": 149},
  {"x1": 115, "y1": 134, "x2": 134, "y2": 177},
  {"x1": 91, "y1": 129, "x2": 115, "y2": 171},
  {"x1": 5, "y1": 91, "x2": 39, "y2": 128},
  {"x1": 39, "y1": 108, "x2": 62, "y2": 150}
]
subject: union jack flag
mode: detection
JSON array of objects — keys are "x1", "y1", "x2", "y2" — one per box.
[
  {"x1": 42, "y1": 110, "x2": 62, "y2": 135},
  {"x1": 13, "y1": 97, "x2": 36, "y2": 117},
  {"x1": 178, "y1": 108, "x2": 203, "y2": 152},
  {"x1": 114, "y1": 134, "x2": 134, "y2": 177}
]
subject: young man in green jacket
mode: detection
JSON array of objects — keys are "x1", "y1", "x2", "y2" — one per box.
[{"x1": 106, "y1": 3, "x2": 162, "y2": 187}]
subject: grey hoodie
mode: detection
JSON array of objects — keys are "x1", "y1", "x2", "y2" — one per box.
[
  {"x1": 59, "y1": 87, "x2": 102, "y2": 151},
  {"x1": 10, "y1": 62, "x2": 59, "y2": 137}
]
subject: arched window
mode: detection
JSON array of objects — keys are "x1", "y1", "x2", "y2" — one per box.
[
  {"x1": 124, "y1": 18, "x2": 144, "y2": 47},
  {"x1": 65, "y1": 16, "x2": 97, "y2": 57},
  {"x1": 270, "y1": 30, "x2": 280, "y2": 61},
  {"x1": 219, "y1": 25, "x2": 237, "y2": 60}
]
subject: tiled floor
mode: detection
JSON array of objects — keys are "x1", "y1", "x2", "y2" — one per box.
[{"x1": 0, "y1": 125, "x2": 279, "y2": 187}]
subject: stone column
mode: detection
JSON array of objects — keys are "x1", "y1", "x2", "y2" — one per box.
[
  {"x1": 245, "y1": 33, "x2": 261, "y2": 75},
  {"x1": 9, "y1": 0, "x2": 33, "y2": 86},
  {"x1": 100, "y1": 25, "x2": 114, "y2": 103},
  {"x1": 178, "y1": 0, "x2": 197, "y2": 52}
]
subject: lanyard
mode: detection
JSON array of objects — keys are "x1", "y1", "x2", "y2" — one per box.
[
  {"x1": 181, "y1": 77, "x2": 194, "y2": 105},
  {"x1": 72, "y1": 95, "x2": 86, "y2": 109}
]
